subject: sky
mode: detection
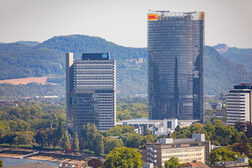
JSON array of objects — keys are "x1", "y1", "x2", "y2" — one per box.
[{"x1": 0, "y1": 0, "x2": 251, "y2": 48}]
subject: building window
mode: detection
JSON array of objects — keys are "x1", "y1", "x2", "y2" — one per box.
[{"x1": 167, "y1": 121, "x2": 172, "y2": 128}]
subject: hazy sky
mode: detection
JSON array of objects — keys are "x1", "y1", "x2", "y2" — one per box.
[{"x1": 0, "y1": 0, "x2": 251, "y2": 48}]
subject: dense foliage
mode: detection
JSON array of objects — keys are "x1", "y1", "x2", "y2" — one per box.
[
  {"x1": 165, "y1": 157, "x2": 180, "y2": 168},
  {"x1": 0, "y1": 99, "x2": 154, "y2": 157},
  {"x1": 172, "y1": 120, "x2": 248, "y2": 146},
  {"x1": 209, "y1": 147, "x2": 243, "y2": 165},
  {"x1": 1, "y1": 35, "x2": 252, "y2": 97},
  {"x1": 0, "y1": 83, "x2": 64, "y2": 99},
  {"x1": 172, "y1": 119, "x2": 252, "y2": 165},
  {"x1": 102, "y1": 125, "x2": 156, "y2": 149},
  {"x1": 0, "y1": 99, "x2": 252, "y2": 166},
  {"x1": 80, "y1": 124, "x2": 104, "y2": 156},
  {"x1": 116, "y1": 102, "x2": 147, "y2": 121},
  {"x1": 104, "y1": 147, "x2": 144, "y2": 168},
  {"x1": 0, "y1": 43, "x2": 64, "y2": 80},
  {"x1": 0, "y1": 101, "x2": 65, "y2": 146},
  {"x1": 72, "y1": 132, "x2": 79, "y2": 153},
  {"x1": 249, "y1": 159, "x2": 252, "y2": 166}
]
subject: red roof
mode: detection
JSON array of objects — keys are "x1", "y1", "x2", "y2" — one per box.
[{"x1": 181, "y1": 161, "x2": 209, "y2": 168}]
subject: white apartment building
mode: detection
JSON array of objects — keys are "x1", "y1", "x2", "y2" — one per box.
[{"x1": 226, "y1": 84, "x2": 252, "y2": 126}]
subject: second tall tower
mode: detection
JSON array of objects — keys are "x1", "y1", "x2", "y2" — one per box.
[{"x1": 148, "y1": 11, "x2": 204, "y2": 122}]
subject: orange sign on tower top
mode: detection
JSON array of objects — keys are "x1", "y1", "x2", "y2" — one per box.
[
  {"x1": 201, "y1": 12, "x2": 205, "y2": 20},
  {"x1": 148, "y1": 14, "x2": 158, "y2": 21}
]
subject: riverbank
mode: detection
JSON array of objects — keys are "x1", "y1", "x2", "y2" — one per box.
[
  {"x1": 0, "y1": 153, "x2": 87, "y2": 165},
  {"x1": 0, "y1": 156, "x2": 58, "y2": 168}
]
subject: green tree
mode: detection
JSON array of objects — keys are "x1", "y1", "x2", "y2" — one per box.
[
  {"x1": 102, "y1": 125, "x2": 135, "y2": 137},
  {"x1": 44, "y1": 128, "x2": 57, "y2": 146},
  {"x1": 0, "y1": 160, "x2": 2, "y2": 167},
  {"x1": 94, "y1": 135, "x2": 104, "y2": 156},
  {"x1": 210, "y1": 147, "x2": 242, "y2": 165},
  {"x1": 249, "y1": 159, "x2": 252, "y2": 167},
  {"x1": 63, "y1": 130, "x2": 71, "y2": 152},
  {"x1": 104, "y1": 147, "x2": 144, "y2": 168},
  {"x1": 35, "y1": 129, "x2": 48, "y2": 146},
  {"x1": 80, "y1": 123, "x2": 99, "y2": 151},
  {"x1": 104, "y1": 138, "x2": 124, "y2": 154},
  {"x1": 73, "y1": 132, "x2": 79, "y2": 153},
  {"x1": 0, "y1": 120, "x2": 10, "y2": 139},
  {"x1": 165, "y1": 157, "x2": 180, "y2": 168},
  {"x1": 0, "y1": 102, "x2": 66, "y2": 146},
  {"x1": 142, "y1": 135, "x2": 156, "y2": 144},
  {"x1": 143, "y1": 125, "x2": 152, "y2": 135},
  {"x1": 123, "y1": 133, "x2": 143, "y2": 148},
  {"x1": 55, "y1": 118, "x2": 65, "y2": 146},
  {"x1": 116, "y1": 102, "x2": 148, "y2": 121},
  {"x1": 172, "y1": 120, "x2": 246, "y2": 146},
  {"x1": 9, "y1": 119, "x2": 30, "y2": 132},
  {"x1": 13, "y1": 131, "x2": 34, "y2": 145},
  {"x1": 229, "y1": 142, "x2": 250, "y2": 156},
  {"x1": 30, "y1": 104, "x2": 42, "y2": 116},
  {"x1": 9, "y1": 106, "x2": 22, "y2": 119}
]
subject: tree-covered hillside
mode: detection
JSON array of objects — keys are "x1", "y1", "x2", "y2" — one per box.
[
  {"x1": 0, "y1": 43, "x2": 64, "y2": 79},
  {"x1": 38, "y1": 35, "x2": 147, "y2": 60},
  {"x1": 205, "y1": 46, "x2": 252, "y2": 94},
  {"x1": 0, "y1": 83, "x2": 64, "y2": 99},
  {"x1": 214, "y1": 44, "x2": 252, "y2": 75},
  {"x1": 0, "y1": 35, "x2": 251, "y2": 97},
  {"x1": 16, "y1": 41, "x2": 40, "y2": 47}
]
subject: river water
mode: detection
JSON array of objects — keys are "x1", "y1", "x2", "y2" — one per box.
[{"x1": 0, "y1": 157, "x2": 59, "y2": 167}]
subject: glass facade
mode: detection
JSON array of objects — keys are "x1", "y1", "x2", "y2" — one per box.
[
  {"x1": 66, "y1": 53, "x2": 116, "y2": 132},
  {"x1": 148, "y1": 11, "x2": 204, "y2": 122}
]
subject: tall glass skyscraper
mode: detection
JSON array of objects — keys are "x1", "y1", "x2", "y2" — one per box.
[
  {"x1": 148, "y1": 11, "x2": 204, "y2": 122},
  {"x1": 66, "y1": 53, "x2": 116, "y2": 132}
]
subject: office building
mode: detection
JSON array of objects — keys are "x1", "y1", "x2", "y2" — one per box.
[
  {"x1": 147, "y1": 11, "x2": 205, "y2": 122},
  {"x1": 66, "y1": 53, "x2": 116, "y2": 132},
  {"x1": 144, "y1": 134, "x2": 211, "y2": 167},
  {"x1": 227, "y1": 83, "x2": 252, "y2": 126}
]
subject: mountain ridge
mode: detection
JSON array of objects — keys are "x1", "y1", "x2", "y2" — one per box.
[{"x1": 0, "y1": 34, "x2": 251, "y2": 97}]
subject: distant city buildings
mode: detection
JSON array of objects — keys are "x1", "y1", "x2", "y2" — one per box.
[
  {"x1": 226, "y1": 83, "x2": 252, "y2": 126},
  {"x1": 66, "y1": 53, "x2": 116, "y2": 132},
  {"x1": 144, "y1": 134, "x2": 211, "y2": 167},
  {"x1": 147, "y1": 11, "x2": 205, "y2": 122},
  {"x1": 205, "y1": 101, "x2": 227, "y2": 121},
  {"x1": 117, "y1": 118, "x2": 198, "y2": 136}
]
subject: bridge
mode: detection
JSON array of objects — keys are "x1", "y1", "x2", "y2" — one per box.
[{"x1": 19, "y1": 151, "x2": 40, "y2": 159}]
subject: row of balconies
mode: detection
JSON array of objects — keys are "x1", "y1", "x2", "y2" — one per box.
[{"x1": 147, "y1": 157, "x2": 157, "y2": 163}]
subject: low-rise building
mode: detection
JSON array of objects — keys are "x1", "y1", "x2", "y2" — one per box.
[{"x1": 144, "y1": 134, "x2": 211, "y2": 168}]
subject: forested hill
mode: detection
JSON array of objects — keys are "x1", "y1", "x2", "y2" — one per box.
[
  {"x1": 205, "y1": 46, "x2": 251, "y2": 94},
  {"x1": 0, "y1": 34, "x2": 251, "y2": 97},
  {"x1": 0, "y1": 42, "x2": 64, "y2": 79},
  {"x1": 214, "y1": 44, "x2": 252, "y2": 75},
  {"x1": 38, "y1": 35, "x2": 147, "y2": 60}
]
